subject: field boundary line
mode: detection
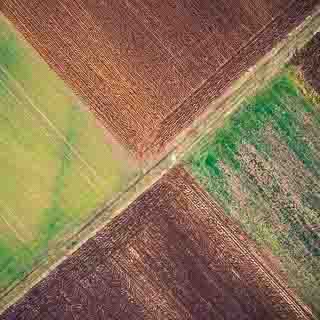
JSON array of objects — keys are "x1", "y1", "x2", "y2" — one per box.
[
  {"x1": 142, "y1": 2, "x2": 320, "y2": 158},
  {"x1": 171, "y1": 6, "x2": 320, "y2": 164},
  {"x1": 1, "y1": 5, "x2": 320, "y2": 316},
  {"x1": 180, "y1": 166, "x2": 315, "y2": 319}
]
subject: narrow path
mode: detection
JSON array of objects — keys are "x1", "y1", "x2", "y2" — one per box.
[{"x1": 1, "y1": 6, "x2": 320, "y2": 316}]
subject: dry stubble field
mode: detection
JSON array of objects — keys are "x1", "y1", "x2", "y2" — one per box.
[{"x1": 1, "y1": 0, "x2": 317, "y2": 157}]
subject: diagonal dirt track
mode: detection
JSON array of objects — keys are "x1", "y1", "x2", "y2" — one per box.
[
  {"x1": 0, "y1": 5, "x2": 320, "y2": 315},
  {"x1": 1, "y1": 0, "x2": 318, "y2": 157},
  {"x1": 0, "y1": 167, "x2": 314, "y2": 319}
]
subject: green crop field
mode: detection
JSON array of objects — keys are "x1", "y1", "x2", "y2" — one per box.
[
  {"x1": 0, "y1": 16, "x2": 137, "y2": 292},
  {"x1": 187, "y1": 71, "x2": 320, "y2": 315}
]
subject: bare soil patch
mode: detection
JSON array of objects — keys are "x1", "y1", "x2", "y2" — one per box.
[
  {"x1": 0, "y1": 167, "x2": 311, "y2": 319},
  {"x1": 292, "y1": 32, "x2": 320, "y2": 93},
  {"x1": 1, "y1": 0, "x2": 316, "y2": 157}
]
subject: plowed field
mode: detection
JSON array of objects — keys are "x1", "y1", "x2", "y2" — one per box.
[
  {"x1": 0, "y1": 167, "x2": 311, "y2": 320},
  {"x1": 292, "y1": 32, "x2": 320, "y2": 93},
  {"x1": 1, "y1": 0, "x2": 317, "y2": 157}
]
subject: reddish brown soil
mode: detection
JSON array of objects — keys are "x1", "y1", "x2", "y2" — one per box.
[
  {"x1": 292, "y1": 32, "x2": 320, "y2": 93},
  {"x1": 0, "y1": 167, "x2": 311, "y2": 320},
  {"x1": 1, "y1": 0, "x2": 317, "y2": 158}
]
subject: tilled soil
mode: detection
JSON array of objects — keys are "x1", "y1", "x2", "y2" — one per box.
[
  {"x1": 1, "y1": 0, "x2": 317, "y2": 157},
  {"x1": 292, "y1": 32, "x2": 320, "y2": 93},
  {"x1": 0, "y1": 167, "x2": 312, "y2": 320}
]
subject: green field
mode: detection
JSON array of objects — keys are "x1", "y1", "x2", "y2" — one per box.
[
  {"x1": 0, "y1": 16, "x2": 137, "y2": 291},
  {"x1": 187, "y1": 71, "x2": 320, "y2": 315}
]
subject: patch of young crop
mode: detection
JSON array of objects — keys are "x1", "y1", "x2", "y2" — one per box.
[{"x1": 187, "y1": 72, "x2": 320, "y2": 315}]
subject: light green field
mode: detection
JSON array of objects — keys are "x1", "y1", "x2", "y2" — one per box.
[
  {"x1": 187, "y1": 71, "x2": 320, "y2": 315},
  {"x1": 0, "y1": 16, "x2": 137, "y2": 291}
]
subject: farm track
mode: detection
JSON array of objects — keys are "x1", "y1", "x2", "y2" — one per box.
[
  {"x1": 151, "y1": 0, "x2": 320, "y2": 155},
  {"x1": 186, "y1": 69, "x2": 320, "y2": 316},
  {"x1": 173, "y1": 6, "x2": 320, "y2": 163},
  {"x1": 0, "y1": 167, "x2": 313, "y2": 320},
  {"x1": 0, "y1": 13, "x2": 139, "y2": 312},
  {"x1": 1, "y1": 0, "x2": 318, "y2": 157},
  {"x1": 0, "y1": 4, "x2": 320, "y2": 315}
]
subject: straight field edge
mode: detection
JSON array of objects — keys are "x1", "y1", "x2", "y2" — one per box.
[
  {"x1": 1, "y1": 165, "x2": 315, "y2": 319},
  {"x1": 0, "y1": 144, "x2": 171, "y2": 314},
  {"x1": 171, "y1": 5, "x2": 320, "y2": 165},
  {"x1": 1, "y1": 4, "x2": 320, "y2": 317},
  {"x1": 0, "y1": 13, "x2": 140, "y2": 312},
  {"x1": 176, "y1": 166, "x2": 315, "y2": 320},
  {"x1": 145, "y1": 2, "x2": 320, "y2": 162}
]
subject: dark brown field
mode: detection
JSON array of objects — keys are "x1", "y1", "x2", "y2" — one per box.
[
  {"x1": 292, "y1": 32, "x2": 320, "y2": 92},
  {"x1": 1, "y1": 167, "x2": 312, "y2": 320},
  {"x1": 1, "y1": 0, "x2": 317, "y2": 157}
]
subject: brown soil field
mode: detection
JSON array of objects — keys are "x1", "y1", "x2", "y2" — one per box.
[
  {"x1": 0, "y1": 167, "x2": 312, "y2": 320},
  {"x1": 292, "y1": 32, "x2": 320, "y2": 92},
  {"x1": 1, "y1": 0, "x2": 317, "y2": 158}
]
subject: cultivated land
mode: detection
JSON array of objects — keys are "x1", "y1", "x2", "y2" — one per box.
[
  {"x1": 1, "y1": 0, "x2": 317, "y2": 157},
  {"x1": 0, "y1": 167, "x2": 312, "y2": 320},
  {"x1": 187, "y1": 70, "x2": 320, "y2": 316},
  {"x1": 0, "y1": 16, "x2": 136, "y2": 295},
  {"x1": 292, "y1": 32, "x2": 320, "y2": 93},
  {"x1": 0, "y1": 3, "x2": 319, "y2": 319}
]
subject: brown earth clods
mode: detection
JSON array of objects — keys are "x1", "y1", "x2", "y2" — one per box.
[
  {"x1": 0, "y1": 167, "x2": 312, "y2": 320},
  {"x1": 292, "y1": 32, "x2": 320, "y2": 93},
  {"x1": 1, "y1": 0, "x2": 317, "y2": 158}
]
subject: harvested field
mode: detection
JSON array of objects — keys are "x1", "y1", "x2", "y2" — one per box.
[
  {"x1": 0, "y1": 15, "x2": 136, "y2": 295},
  {"x1": 292, "y1": 32, "x2": 320, "y2": 93},
  {"x1": 1, "y1": 0, "x2": 317, "y2": 157},
  {"x1": 0, "y1": 167, "x2": 312, "y2": 320},
  {"x1": 187, "y1": 71, "x2": 320, "y2": 316}
]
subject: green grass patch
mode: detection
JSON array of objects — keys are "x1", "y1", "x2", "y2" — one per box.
[
  {"x1": 187, "y1": 71, "x2": 320, "y2": 315},
  {"x1": 0, "y1": 16, "x2": 137, "y2": 292}
]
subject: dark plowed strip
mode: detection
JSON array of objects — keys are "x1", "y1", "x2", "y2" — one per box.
[
  {"x1": 1, "y1": 0, "x2": 316, "y2": 157},
  {"x1": 292, "y1": 32, "x2": 320, "y2": 93},
  {"x1": 150, "y1": 0, "x2": 318, "y2": 154},
  {"x1": 0, "y1": 166, "x2": 312, "y2": 319}
]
